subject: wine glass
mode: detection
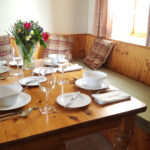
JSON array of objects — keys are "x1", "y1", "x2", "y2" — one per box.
[
  {"x1": 6, "y1": 48, "x2": 23, "y2": 77},
  {"x1": 57, "y1": 52, "x2": 69, "y2": 85},
  {"x1": 14, "y1": 57, "x2": 23, "y2": 76},
  {"x1": 38, "y1": 68, "x2": 56, "y2": 114}
]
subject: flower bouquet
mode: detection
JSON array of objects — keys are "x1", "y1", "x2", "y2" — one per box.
[{"x1": 10, "y1": 20, "x2": 49, "y2": 70}]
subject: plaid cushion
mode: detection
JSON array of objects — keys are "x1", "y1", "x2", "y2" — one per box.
[
  {"x1": 84, "y1": 38, "x2": 114, "y2": 69},
  {"x1": 44, "y1": 34, "x2": 74, "y2": 61},
  {"x1": 0, "y1": 35, "x2": 13, "y2": 61}
]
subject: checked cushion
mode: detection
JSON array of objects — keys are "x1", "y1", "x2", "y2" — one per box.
[
  {"x1": 44, "y1": 34, "x2": 74, "y2": 61},
  {"x1": 0, "y1": 35, "x2": 13, "y2": 61},
  {"x1": 84, "y1": 38, "x2": 114, "y2": 69}
]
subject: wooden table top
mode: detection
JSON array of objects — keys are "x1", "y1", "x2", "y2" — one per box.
[{"x1": 0, "y1": 60, "x2": 147, "y2": 146}]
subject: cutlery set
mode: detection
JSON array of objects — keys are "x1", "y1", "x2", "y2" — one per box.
[{"x1": 0, "y1": 107, "x2": 39, "y2": 122}]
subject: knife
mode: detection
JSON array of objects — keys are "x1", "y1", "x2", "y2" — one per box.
[{"x1": 0, "y1": 110, "x2": 23, "y2": 118}]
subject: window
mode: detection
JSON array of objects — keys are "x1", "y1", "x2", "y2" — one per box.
[
  {"x1": 110, "y1": 0, "x2": 150, "y2": 45},
  {"x1": 131, "y1": 0, "x2": 149, "y2": 38}
]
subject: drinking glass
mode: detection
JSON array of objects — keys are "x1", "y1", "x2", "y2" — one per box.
[
  {"x1": 38, "y1": 68, "x2": 56, "y2": 114},
  {"x1": 57, "y1": 52, "x2": 69, "y2": 85},
  {"x1": 14, "y1": 57, "x2": 23, "y2": 76},
  {"x1": 6, "y1": 48, "x2": 23, "y2": 77}
]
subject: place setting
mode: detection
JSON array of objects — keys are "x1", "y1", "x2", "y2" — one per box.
[
  {"x1": 0, "y1": 57, "x2": 24, "y2": 79},
  {"x1": 9, "y1": 57, "x2": 23, "y2": 67},
  {"x1": 56, "y1": 91, "x2": 92, "y2": 109},
  {"x1": 73, "y1": 70, "x2": 131, "y2": 106},
  {"x1": 0, "y1": 82, "x2": 40, "y2": 122},
  {"x1": 56, "y1": 70, "x2": 108, "y2": 109},
  {"x1": 44, "y1": 54, "x2": 59, "y2": 67},
  {"x1": 75, "y1": 71, "x2": 109, "y2": 91},
  {"x1": 0, "y1": 83, "x2": 31, "y2": 111}
]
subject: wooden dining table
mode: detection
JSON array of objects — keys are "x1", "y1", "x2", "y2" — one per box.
[{"x1": 0, "y1": 59, "x2": 147, "y2": 150}]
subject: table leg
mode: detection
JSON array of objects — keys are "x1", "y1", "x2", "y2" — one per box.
[{"x1": 114, "y1": 115, "x2": 135, "y2": 150}]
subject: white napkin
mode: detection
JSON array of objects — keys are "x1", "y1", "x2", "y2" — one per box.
[
  {"x1": 57, "y1": 64, "x2": 83, "y2": 72},
  {"x1": 92, "y1": 90, "x2": 131, "y2": 105},
  {"x1": 0, "y1": 60, "x2": 6, "y2": 66}
]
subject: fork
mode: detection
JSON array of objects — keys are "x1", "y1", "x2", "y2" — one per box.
[{"x1": 66, "y1": 91, "x2": 80, "y2": 107}]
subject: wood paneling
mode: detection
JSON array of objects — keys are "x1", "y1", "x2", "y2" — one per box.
[
  {"x1": 84, "y1": 34, "x2": 150, "y2": 86},
  {"x1": 85, "y1": 34, "x2": 96, "y2": 55},
  {"x1": 70, "y1": 34, "x2": 86, "y2": 58},
  {"x1": 106, "y1": 40, "x2": 150, "y2": 86}
]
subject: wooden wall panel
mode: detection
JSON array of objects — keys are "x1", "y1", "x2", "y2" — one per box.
[
  {"x1": 85, "y1": 34, "x2": 96, "y2": 55},
  {"x1": 106, "y1": 41, "x2": 150, "y2": 85},
  {"x1": 84, "y1": 34, "x2": 150, "y2": 86},
  {"x1": 70, "y1": 34, "x2": 86, "y2": 58}
]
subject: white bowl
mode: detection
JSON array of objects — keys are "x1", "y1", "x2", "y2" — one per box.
[
  {"x1": 0, "y1": 84, "x2": 22, "y2": 107},
  {"x1": 83, "y1": 71, "x2": 107, "y2": 87},
  {"x1": 48, "y1": 54, "x2": 58, "y2": 65}
]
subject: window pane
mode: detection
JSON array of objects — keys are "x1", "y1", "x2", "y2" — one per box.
[{"x1": 134, "y1": 0, "x2": 149, "y2": 35}]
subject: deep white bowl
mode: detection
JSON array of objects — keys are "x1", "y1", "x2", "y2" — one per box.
[
  {"x1": 0, "y1": 84, "x2": 22, "y2": 107},
  {"x1": 48, "y1": 54, "x2": 58, "y2": 65},
  {"x1": 83, "y1": 71, "x2": 107, "y2": 87}
]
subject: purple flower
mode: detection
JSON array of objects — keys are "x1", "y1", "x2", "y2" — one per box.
[
  {"x1": 28, "y1": 29, "x2": 31, "y2": 33},
  {"x1": 40, "y1": 27, "x2": 43, "y2": 33}
]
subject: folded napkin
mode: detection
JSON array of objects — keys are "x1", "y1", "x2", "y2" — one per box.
[
  {"x1": 57, "y1": 64, "x2": 83, "y2": 72},
  {"x1": 92, "y1": 90, "x2": 131, "y2": 105},
  {"x1": 0, "y1": 60, "x2": 6, "y2": 66}
]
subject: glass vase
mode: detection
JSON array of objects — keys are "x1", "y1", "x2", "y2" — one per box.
[{"x1": 18, "y1": 45, "x2": 37, "y2": 70}]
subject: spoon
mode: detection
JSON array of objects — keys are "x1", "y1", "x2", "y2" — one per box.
[
  {"x1": 0, "y1": 107, "x2": 39, "y2": 122},
  {"x1": 20, "y1": 107, "x2": 39, "y2": 117}
]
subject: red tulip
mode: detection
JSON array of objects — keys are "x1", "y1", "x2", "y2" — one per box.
[
  {"x1": 24, "y1": 23, "x2": 31, "y2": 30},
  {"x1": 42, "y1": 32, "x2": 49, "y2": 42}
]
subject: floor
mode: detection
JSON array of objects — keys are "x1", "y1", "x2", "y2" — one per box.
[{"x1": 66, "y1": 132, "x2": 113, "y2": 150}]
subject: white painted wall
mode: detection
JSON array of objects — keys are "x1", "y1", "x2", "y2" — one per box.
[
  {"x1": 0, "y1": 0, "x2": 95, "y2": 35},
  {"x1": 88, "y1": 0, "x2": 95, "y2": 33}
]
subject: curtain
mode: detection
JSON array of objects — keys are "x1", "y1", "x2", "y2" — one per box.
[
  {"x1": 146, "y1": 4, "x2": 150, "y2": 47},
  {"x1": 93, "y1": 0, "x2": 135, "y2": 41},
  {"x1": 93, "y1": 0, "x2": 112, "y2": 38}
]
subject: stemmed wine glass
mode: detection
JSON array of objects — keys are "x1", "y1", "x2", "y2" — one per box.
[
  {"x1": 38, "y1": 68, "x2": 56, "y2": 114},
  {"x1": 57, "y1": 52, "x2": 69, "y2": 85},
  {"x1": 14, "y1": 57, "x2": 23, "y2": 76}
]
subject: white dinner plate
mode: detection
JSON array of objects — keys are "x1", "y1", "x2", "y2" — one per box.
[
  {"x1": 9, "y1": 60, "x2": 23, "y2": 66},
  {"x1": 33, "y1": 67, "x2": 57, "y2": 74},
  {"x1": 0, "y1": 92, "x2": 31, "y2": 111},
  {"x1": 56, "y1": 92, "x2": 91, "y2": 108},
  {"x1": 0, "y1": 66, "x2": 9, "y2": 74},
  {"x1": 75, "y1": 78, "x2": 109, "y2": 90},
  {"x1": 19, "y1": 76, "x2": 47, "y2": 86}
]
